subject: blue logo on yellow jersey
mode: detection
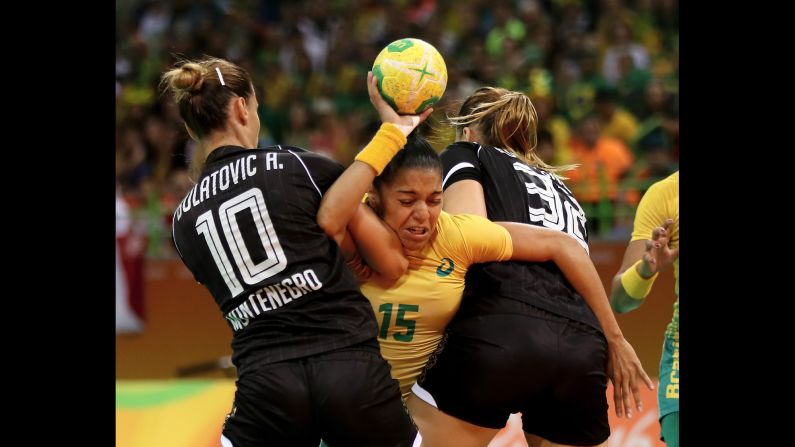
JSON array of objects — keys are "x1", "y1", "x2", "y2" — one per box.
[{"x1": 436, "y1": 258, "x2": 454, "y2": 277}]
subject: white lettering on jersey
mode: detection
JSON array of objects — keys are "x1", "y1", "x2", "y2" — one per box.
[
  {"x1": 225, "y1": 269, "x2": 325, "y2": 331},
  {"x1": 512, "y1": 162, "x2": 589, "y2": 253},
  {"x1": 177, "y1": 154, "x2": 265, "y2": 221}
]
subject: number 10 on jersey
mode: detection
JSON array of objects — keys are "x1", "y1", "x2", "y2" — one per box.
[{"x1": 195, "y1": 188, "x2": 288, "y2": 297}]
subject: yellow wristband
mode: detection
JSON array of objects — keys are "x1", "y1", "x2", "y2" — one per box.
[
  {"x1": 620, "y1": 259, "x2": 659, "y2": 300},
  {"x1": 354, "y1": 123, "x2": 407, "y2": 175}
]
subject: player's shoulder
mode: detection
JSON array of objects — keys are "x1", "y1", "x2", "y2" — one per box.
[
  {"x1": 647, "y1": 170, "x2": 679, "y2": 195},
  {"x1": 541, "y1": 167, "x2": 568, "y2": 188},
  {"x1": 269, "y1": 146, "x2": 343, "y2": 169},
  {"x1": 440, "y1": 211, "x2": 493, "y2": 236},
  {"x1": 443, "y1": 210, "x2": 488, "y2": 223},
  {"x1": 663, "y1": 171, "x2": 679, "y2": 187},
  {"x1": 437, "y1": 212, "x2": 509, "y2": 258},
  {"x1": 259, "y1": 144, "x2": 319, "y2": 158},
  {"x1": 440, "y1": 141, "x2": 481, "y2": 158}
]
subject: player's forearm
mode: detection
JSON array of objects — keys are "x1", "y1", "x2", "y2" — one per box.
[
  {"x1": 348, "y1": 206, "x2": 408, "y2": 280},
  {"x1": 318, "y1": 162, "x2": 379, "y2": 245},
  {"x1": 610, "y1": 274, "x2": 646, "y2": 313},
  {"x1": 552, "y1": 238, "x2": 624, "y2": 340},
  {"x1": 342, "y1": 231, "x2": 405, "y2": 284},
  {"x1": 318, "y1": 124, "x2": 406, "y2": 244}
]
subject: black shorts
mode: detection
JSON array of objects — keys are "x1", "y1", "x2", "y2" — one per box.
[
  {"x1": 414, "y1": 302, "x2": 609, "y2": 446},
  {"x1": 222, "y1": 342, "x2": 417, "y2": 447}
]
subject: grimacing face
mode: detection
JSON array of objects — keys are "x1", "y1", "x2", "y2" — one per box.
[{"x1": 373, "y1": 168, "x2": 443, "y2": 252}]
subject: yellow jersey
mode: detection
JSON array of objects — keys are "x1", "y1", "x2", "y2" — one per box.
[{"x1": 361, "y1": 211, "x2": 513, "y2": 397}]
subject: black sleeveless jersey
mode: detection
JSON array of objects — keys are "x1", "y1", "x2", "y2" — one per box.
[
  {"x1": 172, "y1": 145, "x2": 377, "y2": 374},
  {"x1": 440, "y1": 142, "x2": 601, "y2": 331}
]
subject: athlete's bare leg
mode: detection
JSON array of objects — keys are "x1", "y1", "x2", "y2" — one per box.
[{"x1": 407, "y1": 394, "x2": 499, "y2": 447}]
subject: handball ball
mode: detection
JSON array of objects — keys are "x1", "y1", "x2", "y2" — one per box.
[{"x1": 372, "y1": 38, "x2": 447, "y2": 114}]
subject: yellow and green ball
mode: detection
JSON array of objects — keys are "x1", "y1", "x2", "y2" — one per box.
[{"x1": 372, "y1": 38, "x2": 448, "y2": 115}]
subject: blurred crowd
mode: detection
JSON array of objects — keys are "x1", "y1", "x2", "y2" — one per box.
[{"x1": 116, "y1": 0, "x2": 678, "y2": 258}]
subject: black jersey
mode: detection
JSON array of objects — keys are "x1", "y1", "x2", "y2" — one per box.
[
  {"x1": 172, "y1": 145, "x2": 377, "y2": 374},
  {"x1": 440, "y1": 142, "x2": 601, "y2": 331}
]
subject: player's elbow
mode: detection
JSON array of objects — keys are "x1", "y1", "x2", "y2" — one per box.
[
  {"x1": 548, "y1": 234, "x2": 583, "y2": 264},
  {"x1": 317, "y1": 211, "x2": 344, "y2": 244},
  {"x1": 610, "y1": 276, "x2": 642, "y2": 313},
  {"x1": 611, "y1": 298, "x2": 637, "y2": 314},
  {"x1": 377, "y1": 258, "x2": 409, "y2": 282}
]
